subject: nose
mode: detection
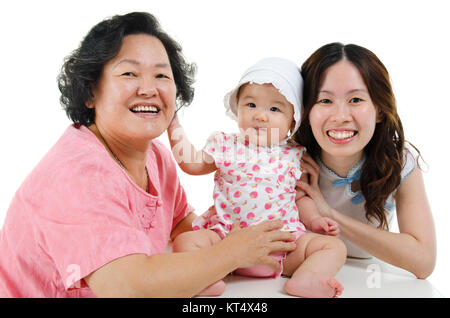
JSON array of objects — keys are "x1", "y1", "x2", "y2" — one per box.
[
  {"x1": 254, "y1": 110, "x2": 268, "y2": 123},
  {"x1": 331, "y1": 101, "x2": 352, "y2": 123},
  {"x1": 137, "y1": 76, "x2": 158, "y2": 97}
]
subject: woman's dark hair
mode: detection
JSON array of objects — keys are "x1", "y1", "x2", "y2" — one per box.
[
  {"x1": 295, "y1": 42, "x2": 421, "y2": 230},
  {"x1": 58, "y1": 12, "x2": 195, "y2": 126}
]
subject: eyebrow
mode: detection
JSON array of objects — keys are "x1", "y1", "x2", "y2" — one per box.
[
  {"x1": 239, "y1": 95, "x2": 289, "y2": 107},
  {"x1": 113, "y1": 59, "x2": 170, "y2": 69},
  {"x1": 319, "y1": 88, "x2": 368, "y2": 95}
]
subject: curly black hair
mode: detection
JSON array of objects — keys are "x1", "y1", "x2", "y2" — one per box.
[{"x1": 58, "y1": 12, "x2": 196, "y2": 126}]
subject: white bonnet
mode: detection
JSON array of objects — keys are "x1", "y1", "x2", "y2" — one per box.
[{"x1": 224, "y1": 57, "x2": 303, "y2": 136}]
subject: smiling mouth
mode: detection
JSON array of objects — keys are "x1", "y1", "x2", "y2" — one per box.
[
  {"x1": 130, "y1": 105, "x2": 160, "y2": 114},
  {"x1": 327, "y1": 130, "x2": 357, "y2": 140}
]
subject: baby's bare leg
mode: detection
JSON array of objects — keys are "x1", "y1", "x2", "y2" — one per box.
[
  {"x1": 172, "y1": 229, "x2": 225, "y2": 296},
  {"x1": 172, "y1": 229, "x2": 222, "y2": 252},
  {"x1": 283, "y1": 233, "x2": 347, "y2": 298}
]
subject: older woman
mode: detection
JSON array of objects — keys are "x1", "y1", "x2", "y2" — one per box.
[{"x1": 0, "y1": 12, "x2": 295, "y2": 298}]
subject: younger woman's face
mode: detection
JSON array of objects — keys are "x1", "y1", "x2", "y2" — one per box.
[{"x1": 309, "y1": 59, "x2": 378, "y2": 164}]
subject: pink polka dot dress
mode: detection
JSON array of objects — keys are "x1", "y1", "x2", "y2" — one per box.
[{"x1": 192, "y1": 132, "x2": 306, "y2": 236}]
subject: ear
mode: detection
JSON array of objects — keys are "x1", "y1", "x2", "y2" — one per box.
[
  {"x1": 288, "y1": 120, "x2": 296, "y2": 136},
  {"x1": 376, "y1": 110, "x2": 383, "y2": 123},
  {"x1": 373, "y1": 105, "x2": 383, "y2": 123},
  {"x1": 290, "y1": 120, "x2": 296, "y2": 131},
  {"x1": 85, "y1": 85, "x2": 96, "y2": 109},
  {"x1": 85, "y1": 99, "x2": 94, "y2": 109}
]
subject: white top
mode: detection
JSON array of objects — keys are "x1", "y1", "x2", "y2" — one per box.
[
  {"x1": 192, "y1": 131, "x2": 306, "y2": 236},
  {"x1": 318, "y1": 142, "x2": 419, "y2": 258}
]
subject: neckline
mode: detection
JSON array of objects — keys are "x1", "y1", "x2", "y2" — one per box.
[
  {"x1": 317, "y1": 154, "x2": 366, "y2": 180},
  {"x1": 318, "y1": 155, "x2": 366, "y2": 199},
  {"x1": 79, "y1": 124, "x2": 158, "y2": 198},
  {"x1": 236, "y1": 132, "x2": 290, "y2": 151}
]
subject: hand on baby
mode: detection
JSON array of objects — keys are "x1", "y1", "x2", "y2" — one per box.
[{"x1": 310, "y1": 217, "x2": 340, "y2": 236}]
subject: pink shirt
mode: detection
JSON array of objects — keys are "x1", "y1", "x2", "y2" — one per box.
[{"x1": 0, "y1": 125, "x2": 193, "y2": 297}]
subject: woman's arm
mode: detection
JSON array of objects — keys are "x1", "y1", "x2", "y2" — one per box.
[
  {"x1": 84, "y1": 220, "x2": 296, "y2": 297},
  {"x1": 298, "y1": 154, "x2": 436, "y2": 279},
  {"x1": 167, "y1": 116, "x2": 217, "y2": 175}
]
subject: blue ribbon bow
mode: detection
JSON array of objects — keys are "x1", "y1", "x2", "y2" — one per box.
[
  {"x1": 332, "y1": 170, "x2": 364, "y2": 204},
  {"x1": 332, "y1": 169, "x2": 362, "y2": 187}
]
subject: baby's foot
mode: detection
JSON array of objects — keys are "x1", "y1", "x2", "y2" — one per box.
[
  {"x1": 197, "y1": 280, "x2": 226, "y2": 296},
  {"x1": 285, "y1": 273, "x2": 343, "y2": 298}
]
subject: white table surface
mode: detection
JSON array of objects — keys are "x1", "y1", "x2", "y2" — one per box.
[{"x1": 217, "y1": 256, "x2": 443, "y2": 298}]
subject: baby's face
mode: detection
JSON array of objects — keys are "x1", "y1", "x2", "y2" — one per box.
[{"x1": 237, "y1": 83, "x2": 295, "y2": 147}]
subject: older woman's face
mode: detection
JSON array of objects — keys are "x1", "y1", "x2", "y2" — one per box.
[{"x1": 89, "y1": 34, "x2": 176, "y2": 144}]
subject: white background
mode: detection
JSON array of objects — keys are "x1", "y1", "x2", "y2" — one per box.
[{"x1": 0, "y1": 0, "x2": 448, "y2": 297}]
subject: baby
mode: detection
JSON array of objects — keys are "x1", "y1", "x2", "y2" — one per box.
[{"x1": 168, "y1": 58, "x2": 347, "y2": 298}]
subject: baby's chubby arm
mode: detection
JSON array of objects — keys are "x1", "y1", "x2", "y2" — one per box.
[
  {"x1": 167, "y1": 115, "x2": 217, "y2": 175},
  {"x1": 296, "y1": 174, "x2": 340, "y2": 236}
]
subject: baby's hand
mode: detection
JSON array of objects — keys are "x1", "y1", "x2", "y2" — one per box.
[{"x1": 310, "y1": 217, "x2": 340, "y2": 236}]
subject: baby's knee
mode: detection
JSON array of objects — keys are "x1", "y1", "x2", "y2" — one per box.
[
  {"x1": 305, "y1": 234, "x2": 346, "y2": 257},
  {"x1": 172, "y1": 231, "x2": 193, "y2": 252},
  {"x1": 172, "y1": 230, "x2": 219, "y2": 253},
  {"x1": 325, "y1": 236, "x2": 347, "y2": 257}
]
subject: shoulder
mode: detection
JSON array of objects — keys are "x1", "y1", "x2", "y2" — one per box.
[
  {"x1": 286, "y1": 138, "x2": 305, "y2": 149},
  {"x1": 401, "y1": 142, "x2": 421, "y2": 183},
  {"x1": 285, "y1": 139, "x2": 306, "y2": 156},
  {"x1": 11, "y1": 126, "x2": 130, "y2": 221},
  {"x1": 149, "y1": 138, "x2": 175, "y2": 162},
  {"x1": 205, "y1": 131, "x2": 235, "y2": 144},
  {"x1": 27, "y1": 125, "x2": 119, "y2": 183},
  {"x1": 386, "y1": 141, "x2": 422, "y2": 206},
  {"x1": 203, "y1": 131, "x2": 237, "y2": 156}
]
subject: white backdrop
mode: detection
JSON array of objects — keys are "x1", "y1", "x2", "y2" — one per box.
[{"x1": 0, "y1": 0, "x2": 449, "y2": 297}]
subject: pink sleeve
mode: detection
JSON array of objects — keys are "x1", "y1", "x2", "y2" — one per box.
[
  {"x1": 32, "y1": 162, "x2": 153, "y2": 290},
  {"x1": 171, "y1": 176, "x2": 195, "y2": 229},
  {"x1": 289, "y1": 142, "x2": 306, "y2": 180},
  {"x1": 150, "y1": 140, "x2": 194, "y2": 231}
]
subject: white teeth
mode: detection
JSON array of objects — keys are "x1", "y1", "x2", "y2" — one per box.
[
  {"x1": 328, "y1": 130, "x2": 356, "y2": 139},
  {"x1": 131, "y1": 105, "x2": 159, "y2": 113}
]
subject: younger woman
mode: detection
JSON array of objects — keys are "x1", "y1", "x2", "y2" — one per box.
[
  {"x1": 295, "y1": 43, "x2": 436, "y2": 279},
  {"x1": 168, "y1": 58, "x2": 347, "y2": 297}
]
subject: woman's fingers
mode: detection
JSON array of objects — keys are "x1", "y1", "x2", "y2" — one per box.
[
  {"x1": 269, "y1": 240, "x2": 297, "y2": 253},
  {"x1": 229, "y1": 221, "x2": 241, "y2": 233},
  {"x1": 301, "y1": 152, "x2": 320, "y2": 171},
  {"x1": 268, "y1": 229, "x2": 296, "y2": 243},
  {"x1": 296, "y1": 180, "x2": 316, "y2": 199},
  {"x1": 300, "y1": 161, "x2": 319, "y2": 186},
  {"x1": 295, "y1": 189, "x2": 306, "y2": 201},
  {"x1": 261, "y1": 256, "x2": 282, "y2": 271},
  {"x1": 254, "y1": 219, "x2": 284, "y2": 232},
  {"x1": 301, "y1": 153, "x2": 320, "y2": 186}
]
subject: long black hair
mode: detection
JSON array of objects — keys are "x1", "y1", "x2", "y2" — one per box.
[{"x1": 296, "y1": 43, "x2": 422, "y2": 229}]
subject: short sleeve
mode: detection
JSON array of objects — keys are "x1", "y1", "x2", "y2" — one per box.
[
  {"x1": 32, "y1": 161, "x2": 153, "y2": 290},
  {"x1": 286, "y1": 140, "x2": 305, "y2": 180},
  {"x1": 171, "y1": 176, "x2": 195, "y2": 229},
  {"x1": 385, "y1": 142, "x2": 420, "y2": 211},
  {"x1": 202, "y1": 131, "x2": 226, "y2": 162},
  {"x1": 401, "y1": 142, "x2": 420, "y2": 183},
  {"x1": 150, "y1": 140, "x2": 195, "y2": 230}
]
